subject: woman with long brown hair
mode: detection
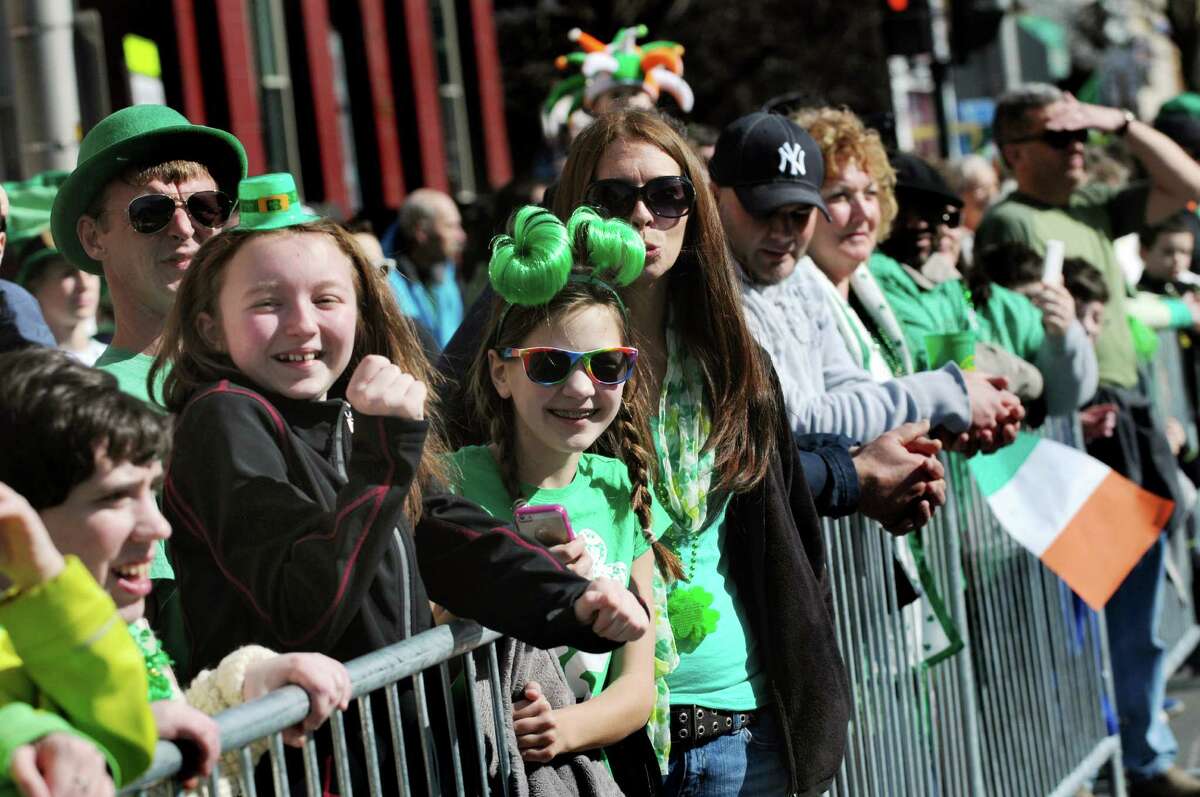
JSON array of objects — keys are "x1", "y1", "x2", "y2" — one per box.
[{"x1": 552, "y1": 110, "x2": 849, "y2": 796}]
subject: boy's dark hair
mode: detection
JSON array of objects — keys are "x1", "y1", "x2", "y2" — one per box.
[
  {"x1": 0, "y1": 348, "x2": 171, "y2": 510},
  {"x1": 1139, "y1": 211, "x2": 1195, "y2": 250},
  {"x1": 977, "y1": 241, "x2": 1043, "y2": 288},
  {"x1": 1063, "y1": 257, "x2": 1109, "y2": 305},
  {"x1": 967, "y1": 240, "x2": 1042, "y2": 306}
]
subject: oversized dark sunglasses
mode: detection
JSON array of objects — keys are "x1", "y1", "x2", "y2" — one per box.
[
  {"x1": 1009, "y1": 128, "x2": 1089, "y2": 150},
  {"x1": 126, "y1": 190, "x2": 234, "y2": 234},
  {"x1": 584, "y1": 176, "x2": 696, "y2": 220},
  {"x1": 497, "y1": 346, "x2": 639, "y2": 386}
]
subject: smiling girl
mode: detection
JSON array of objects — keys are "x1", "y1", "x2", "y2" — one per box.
[{"x1": 453, "y1": 205, "x2": 674, "y2": 777}]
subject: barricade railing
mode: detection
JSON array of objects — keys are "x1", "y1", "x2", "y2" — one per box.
[
  {"x1": 823, "y1": 416, "x2": 1125, "y2": 797},
  {"x1": 121, "y1": 622, "x2": 505, "y2": 796},
  {"x1": 124, "y1": 335, "x2": 1200, "y2": 796}
]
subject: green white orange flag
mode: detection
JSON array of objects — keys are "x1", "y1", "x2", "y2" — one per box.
[{"x1": 967, "y1": 432, "x2": 1172, "y2": 610}]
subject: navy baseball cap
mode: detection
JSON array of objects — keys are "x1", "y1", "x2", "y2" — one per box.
[
  {"x1": 709, "y1": 112, "x2": 829, "y2": 219},
  {"x1": 0, "y1": 279, "x2": 55, "y2": 352}
]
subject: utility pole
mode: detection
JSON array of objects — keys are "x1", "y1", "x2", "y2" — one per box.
[
  {"x1": 929, "y1": 0, "x2": 963, "y2": 158},
  {"x1": 5, "y1": 0, "x2": 80, "y2": 175}
]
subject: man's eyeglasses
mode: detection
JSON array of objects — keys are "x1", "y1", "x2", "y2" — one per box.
[
  {"x1": 496, "y1": 346, "x2": 639, "y2": 386},
  {"x1": 125, "y1": 190, "x2": 234, "y2": 234},
  {"x1": 1006, "y1": 128, "x2": 1089, "y2": 150},
  {"x1": 584, "y1": 176, "x2": 695, "y2": 220},
  {"x1": 906, "y1": 204, "x2": 962, "y2": 229}
]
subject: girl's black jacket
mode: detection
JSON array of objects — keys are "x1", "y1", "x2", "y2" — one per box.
[{"x1": 163, "y1": 379, "x2": 621, "y2": 676}]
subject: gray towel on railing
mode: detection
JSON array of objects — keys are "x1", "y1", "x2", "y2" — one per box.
[{"x1": 472, "y1": 638, "x2": 623, "y2": 797}]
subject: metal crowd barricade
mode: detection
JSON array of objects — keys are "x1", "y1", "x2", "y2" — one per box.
[
  {"x1": 121, "y1": 622, "x2": 506, "y2": 796},
  {"x1": 124, "y1": 336, "x2": 1200, "y2": 796},
  {"x1": 825, "y1": 415, "x2": 1127, "y2": 797}
]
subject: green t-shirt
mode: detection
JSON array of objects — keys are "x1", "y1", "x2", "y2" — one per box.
[
  {"x1": 868, "y1": 252, "x2": 1047, "y2": 371},
  {"x1": 974, "y1": 184, "x2": 1147, "y2": 389},
  {"x1": 447, "y1": 445, "x2": 662, "y2": 701},
  {"x1": 662, "y1": 501, "x2": 769, "y2": 710},
  {"x1": 94, "y1": 346, "x2": 172, "y2": 582},
  {"x1": 94, "y1": 346, "x2": 167, "y2": 410}
]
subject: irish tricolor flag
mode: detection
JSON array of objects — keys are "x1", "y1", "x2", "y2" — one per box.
[{"x1": 968, "y1": 432, "x2": 1173, "y2": 610}]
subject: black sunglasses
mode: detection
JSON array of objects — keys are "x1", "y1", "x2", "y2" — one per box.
[
  {"x1": 126, "y1": 190, "x2": 234, "y2": 234},
  {"x1": 584, "y1": 176, "x2": 696, "y2": 220},
  {"x1": 1009, "y1": 128, "x2": 1089, "y2": 150}
]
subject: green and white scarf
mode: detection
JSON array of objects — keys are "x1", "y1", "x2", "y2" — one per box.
[
  {"x1": 653, "y1": 323, "x2": 724, "y2": 535},
  {"x1": 644, "y1": 321, "x2": 732, "y2": 772}
]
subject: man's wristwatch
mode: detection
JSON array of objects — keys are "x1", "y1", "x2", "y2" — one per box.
[{"x1": 1116, "y1": 108, "x2": 1136, "y2": 136}]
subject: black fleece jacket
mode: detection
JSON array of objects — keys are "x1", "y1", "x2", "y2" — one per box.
[
  {"x1": 724, "y1": 390, "x2": 851, "y2": 796},
  {"x1": 164, "y1": 380, "x2": 617, "y2": 676}
]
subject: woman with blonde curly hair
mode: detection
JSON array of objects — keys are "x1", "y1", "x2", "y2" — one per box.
[{"x1": 791, "y1": 107, "x2": 915, "y2": 378}]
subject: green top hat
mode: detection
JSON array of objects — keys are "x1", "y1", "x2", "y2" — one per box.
[
  {"x1": 50, "y1": 104, "x2": 248, "y2": 274},
  {"x1": 233, "y1": 173, "x2": 320, "y2": 231}
]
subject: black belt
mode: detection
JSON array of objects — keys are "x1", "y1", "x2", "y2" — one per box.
[{"x1": 670, "y1": 705, "x2": 755, "y2": 752}]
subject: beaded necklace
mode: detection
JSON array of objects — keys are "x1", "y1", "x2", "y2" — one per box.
[
  {"x1": 130, "y1": 619, "x2": 175, "y2": 702},
  {"x1": 652, "y1": 323, "x2": 725, "y2": 653}
]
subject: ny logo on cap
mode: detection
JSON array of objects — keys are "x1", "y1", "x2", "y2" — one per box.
[{"x1": 777, "y1": 142, "x2": 807, "y2": 177}]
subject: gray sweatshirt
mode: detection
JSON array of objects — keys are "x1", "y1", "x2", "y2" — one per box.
[{"x1": 739, "y1": 258, "x2": 973, "y2": 442}]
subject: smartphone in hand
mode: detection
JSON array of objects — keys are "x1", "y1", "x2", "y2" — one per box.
[{"x1": 514, "y1": 504, "x2": 575, "y2": 546}]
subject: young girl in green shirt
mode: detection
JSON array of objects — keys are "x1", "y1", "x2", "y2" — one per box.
[{"x1": 452, "y1": 205, "x2": 677, "y2": 775}]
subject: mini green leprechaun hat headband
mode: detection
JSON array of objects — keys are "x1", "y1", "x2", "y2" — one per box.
[
  {"x1": 489, "y1": 205, "x2": 644, "y2": 309},
  {"x1": 234, "y1": 173, "x2": 320, "y2": 231}
]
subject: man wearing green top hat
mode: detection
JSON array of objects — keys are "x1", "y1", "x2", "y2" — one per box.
[
  {"x1": 48, "y1": 104, "x2": 246, "y2": 680},
  {"x1": 50, "y1": 104, "x2": 246, "y2": 406}
]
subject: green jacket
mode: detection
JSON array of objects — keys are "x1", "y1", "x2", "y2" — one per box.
[
  {"x1": 0, "y1": 557, "x2": 157, "y2": 789},
  {"x1": 869, "y1": 251, "x2": 1099, "y2": 413},
  {"x1": 867, "y1": 252, "x2": 1046, "y2": 368}
]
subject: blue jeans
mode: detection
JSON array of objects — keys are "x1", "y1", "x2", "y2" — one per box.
[
  {"x1": 662, "y1": 708, "x2": 790, "y2": 796},
  {"x1": 1105, "y1": 533, "x2": 1177, "y2": 779}
]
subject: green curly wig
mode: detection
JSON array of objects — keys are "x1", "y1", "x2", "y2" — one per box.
[{"x1": 489, "y1": 205, "x2": 645, "y2": 308}]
